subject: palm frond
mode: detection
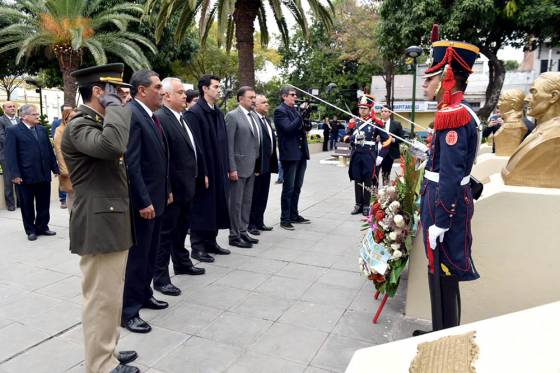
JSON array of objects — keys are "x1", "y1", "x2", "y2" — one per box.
[
  {"x1": 257, "y1": 3, "x2": 269, "y2": 47},
  {"x1": 268, "y1": 0, "x2": 290, "y2": 47},
  {"x1": 200, "y1": 3, "x2": 217, "y2": 47},
  {"x1": 306, "y1": 0, "x2": 334, "y2": 30},
  {"x1": 15, "y1": 33, "x2": 53, "y2": 63},
  {"x1": 90, "y1": 14, "x2": 140, "y2": 31},
  {"x1": 175, "y1": 0, "x2": 205, "y2": 43},
  {"x1": 120, "y1": 31, "x2": 157, "y2": 55},
  {"x1": 84, "y1": 38, "x2": 107, "y2": 65},
  {"x1": 284, "y1": 0, "x2": 309, "y2": 40},
  {"x1": 225, "y1": 14, "x2": 234, "y2": 52}
]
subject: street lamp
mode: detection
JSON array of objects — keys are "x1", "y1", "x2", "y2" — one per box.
[
  {"x1": 25, "y1": 78, "x2": 44, "y2": 117},
  {"x1": 405, "y1": 46, "x2": 423, "y2": 137}
]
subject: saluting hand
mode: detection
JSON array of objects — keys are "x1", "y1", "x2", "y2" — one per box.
[{"x1": 139, "y1": 204, "x2": 156, "y2": 219}]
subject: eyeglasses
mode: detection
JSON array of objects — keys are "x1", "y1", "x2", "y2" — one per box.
[{"x1": 288, "y1": 93, "x2": 297, "y2": 96}]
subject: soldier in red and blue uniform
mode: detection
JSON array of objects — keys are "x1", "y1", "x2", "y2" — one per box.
[
  {"x1": 347, "y1": 95, "x2": 391, "y2": 216},
  {"x1": 417, "y1": 35, "x2": 481, "y2": 333}
]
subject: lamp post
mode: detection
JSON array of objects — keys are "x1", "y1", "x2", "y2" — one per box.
[
  {"x1": 405, "y1": 46, "x2": 423, "y2": 137},
  {"x1": 25, "y1": 78, "x2": 43, "y2": 117}
]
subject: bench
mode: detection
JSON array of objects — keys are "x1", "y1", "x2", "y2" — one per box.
[{"x1": 333, "y1": 142, "x2": 351, "y2": 167}]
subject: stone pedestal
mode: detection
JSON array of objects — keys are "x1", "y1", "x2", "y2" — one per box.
[
  {"x1": 471, "y1": 153, "x2": 509, "y2": 184},
  {"x1": 406, "y1": 174, "x2": 560, "y2": 323}
]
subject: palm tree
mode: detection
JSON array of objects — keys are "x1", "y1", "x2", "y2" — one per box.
[
  {"x1": 0, "y1": 0, "x2": 157, "y2": 105},
  {"x1": 147, "y1": 0, "x2": 334, "y2": 87}
]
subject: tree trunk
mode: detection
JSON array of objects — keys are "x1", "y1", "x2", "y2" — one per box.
[
  {"x1": 478, "y1": 46, "x2": 505, "y2": 121},
  {"x1": 383, "y1": 58, "x2": 394, "y2": 105},
  {"x1": 56, "y1": 46, "x2": 82, "y2": 106},
  {"x1": 234, "y1": 0, "x2": 259, "y2": 87}
]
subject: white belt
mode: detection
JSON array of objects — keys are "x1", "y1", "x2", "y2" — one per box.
[
  {"x1": 425, "y1": 170, "x2": 470, "y2": 186},
  {"x1": 361, "y1": 141, "x2": 376, "y2": 146}
]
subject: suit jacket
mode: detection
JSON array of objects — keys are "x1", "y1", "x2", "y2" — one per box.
[
  {"x1": 5, "y1": 122, "x2": 59, "y2": 184},
  {"x1": 0, "y1": 115, "x2": 19, "y2": 161},
  {"x1": 225, "y1": 106, "x2": 261, "y2": 178},
  {"x1": 255, "y1": 113, "x2": 278, "y2": 174},
  {"x1": 156, "y1": 105, "x2": 204, "y2": 204},
  {"x1": 61, "y1": 105, "x2": 133, "y2": 255},
  {"x1": 384, "y1": 119, "x2": 404, "y2": 159},
  {"x1": 126, "y1": 99, "x2": 169, "y2": 217},
  {"x1": 273, "y1": 103, "x2": 310, "y2": 162}
]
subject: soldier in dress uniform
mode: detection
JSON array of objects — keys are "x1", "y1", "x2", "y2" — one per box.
[
  {"x1": 417, "y1": 32, "x2": 481, "y2": 333},
  {"x1": 61, "y1": 63, "x2": 139, "y2": 373},
  {"x1": 347, "y1": 95, "x2": 391, "y2": 216}
]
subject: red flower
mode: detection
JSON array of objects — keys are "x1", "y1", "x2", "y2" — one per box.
[
  {"x1": 369, "y1": 273, "x2": 386, "y2": 283},
  {"x1": 375, "y1": 210, "x2": 385, "y2": 222},
  {"x1": 372, "y1": 202, "x2": 381, "y2": 213},
  {"x1": 374, "y1": 229, "x2": 385, "y2": 243}
]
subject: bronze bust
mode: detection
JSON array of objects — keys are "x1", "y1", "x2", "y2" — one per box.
[
  {"x1": 502, "y1": 72, "x2": 560, "y2": 188},
  {"x1": 493, "y1": 89, "x2": 527, "y2": 156}
]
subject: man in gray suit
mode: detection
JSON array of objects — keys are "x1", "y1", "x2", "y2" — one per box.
[
  {"x1": 225, "y1": 87, "x2": 261, "y2": 248},
  {"x1": 0, "y1": 101, "x2": 19, "y2": 211}
]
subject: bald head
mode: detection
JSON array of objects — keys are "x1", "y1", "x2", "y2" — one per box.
[
  {"x1": 255, "y1": 95, "x2": 269, "y2": 116},
  {"x1": 2, "y1": 101, "x2": 17, "y2": 117}
]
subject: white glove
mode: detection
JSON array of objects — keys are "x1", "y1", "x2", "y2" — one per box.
[
  {"x1": 428, "y1": 225, "x2": 448, "y2": 250},
  {"x1": 376, "y1": 156, "x2": 383, "y2": 166}
]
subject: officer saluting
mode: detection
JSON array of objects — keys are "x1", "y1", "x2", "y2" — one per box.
[
  {"x1": 417, "y1": 31, "x2": 481, "y2": 333},
  {"x1": 347, "y1": 95, "x2": 391, "y2": 216},
  {"x1": 61, "y1": 63, "x2": 139, "y2": 373}
]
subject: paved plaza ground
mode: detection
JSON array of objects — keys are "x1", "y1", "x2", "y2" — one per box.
[{"x1": 0, "y1": 153, "x2": 428, "y2": 373}]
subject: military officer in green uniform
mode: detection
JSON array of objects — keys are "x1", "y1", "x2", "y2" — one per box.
[{"x1": 61, "y1": 63, "x2": 139, "y2": 373}]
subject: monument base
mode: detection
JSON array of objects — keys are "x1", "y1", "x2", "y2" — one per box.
[{"x1": 471, "y1": 153, "x2": 509, "y2": 184}]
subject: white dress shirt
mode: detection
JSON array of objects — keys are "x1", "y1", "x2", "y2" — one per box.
[
  {"x1": 239, "y1": 105, "x2": 260, "y2": 145},
  {"x1": 168, "y1": 107, "x2": 197, "y2": 160}
]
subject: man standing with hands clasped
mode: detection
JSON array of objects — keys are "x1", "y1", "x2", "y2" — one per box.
[
  {"x1": 153, "y1": 77, "x2": 206, "y2": 297},
  {"x1": 61, "y1": 63, "x2": 139, "y2": 373},
  {"x1": 225, "y1": 86, "x2": 261, "y2": 248}
]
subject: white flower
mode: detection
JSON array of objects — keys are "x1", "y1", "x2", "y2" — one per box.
[
  {"x1": 387, "y1": 186, "x2": 396, "y2": 194},
  {"x1": 392, "y1": 249, "x2": 403, "y2": 259},
  {"x1": 389, "y1": 201, "x2": 400, "y2": 212},
  {"x1": 389, "y1": 232, "x2": 398, "y2": 241},
  {"x1": 394, "y1": 214, "x2": 405, "y2": 228}
]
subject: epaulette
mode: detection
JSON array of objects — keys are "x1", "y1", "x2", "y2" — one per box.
[{"x1": 433, "y1": 104, "x2": 471, "y2": 131}]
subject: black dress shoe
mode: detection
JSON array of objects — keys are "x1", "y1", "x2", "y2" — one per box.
[
  {"x1": 240, "y1": 233, "x2": 259, "y2": 244},
  {"x1": 7, "y1": 206, "x2": 15, "y2": 211},
  {"x1": 27, "y1": 233, "x2": 37, "y2": 241},
  {"x1": 257, "y1": 224, "x2": 273, "y2": 231},
  {"x1": 229, "y1": 238, "x2": 252, "y2": 248},
  {"x1": 362, "y1": 207, "x2": 370, "y2": 217},
  {"x1": 291, "y1": 215, "x2": 311, "y2": 224},
  {"x1": 143, "y1": 296, "x2": 168, "y2": 310},
  {"x1": 111, "y1": 364, "x2": 140, "y2": 373},
  {"x1": 174, "y1": 266, "x2": 205, "y2": 275},
  {"x1": 154, "y1": 283, "x2": 181, "y2": 296},
  {"x1": 280, "y1": 222, "x2": 295, "y2": 231},
  {"x1": 38, "y1": 230, "x2": 56, "y2": 236},
  {"x1": 350, "y1": 205, "x2": 363, "y2": 215},
  {"x1": 117, "y1": 350, "x2": 138, "y2": 364},
  {"x1": 122, "y1": 316, "x2": 151, "y2": 333},
  {"x1": 412, "y1": 329, "x2": 432, "y2": 337},
  {"x1": 206, "y1": 245, "x2": 231, "y2": 255},
  {"x1": 248, "y1": 227, "x2": 261, "y2": 236},
  {"x1": 192, "y1": 251, "x2": 215, "y2": 263}
]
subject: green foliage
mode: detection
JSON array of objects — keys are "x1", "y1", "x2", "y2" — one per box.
[
  {"x1": 279, "y1": 1, "x2": 384, "y2": 119},
  {"x1": 504, "y1": 60, "x2": 519, "y2": 71}
]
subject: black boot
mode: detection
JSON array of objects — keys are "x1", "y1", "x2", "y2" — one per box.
[{"x1": 441, "y1": 275, "x2": 460, "y2": 329}]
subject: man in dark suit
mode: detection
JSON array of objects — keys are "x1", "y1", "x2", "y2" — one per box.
[
  {"x1": 5, "y1": 104, "x2": 59, "y2": 240},
  {"x1": 122, "y1": 70, "x2": 171, "y2": 334},
  {"x1": 248, "y1": 94, "x2": 278, "y2": 235},
  {"x1": 184, "y1": 75, "x2": 231, "y2": 262},
  {"x1": 274, "y1": 86, "x2": 312, "y2": 231},
  {"x1": 379, "y1": 105, "x2": 404, "y2": 185},
  {"x1": 225, "y1": 87, "x2": 261, "y2": 248},
  {"x1": 0, "y1": 101, "x2": 19, "y2": 211},
  {"x1": 153, "y1": 77, "x2": 205, "y2": 297}
]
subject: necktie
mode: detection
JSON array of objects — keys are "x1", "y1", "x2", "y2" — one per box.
[
  {"x1": 180, "y1": 116, "x2": 197, "y2": 160},
  {"x1": 31, "y1": 126, "x2": 39, "y2": 141},
  {"x1": 248, "y1": 113, "x2": 260, "y2": 145},
  {"x1": 259, "y1": 116, "x2": 274, "y2": 155}
]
